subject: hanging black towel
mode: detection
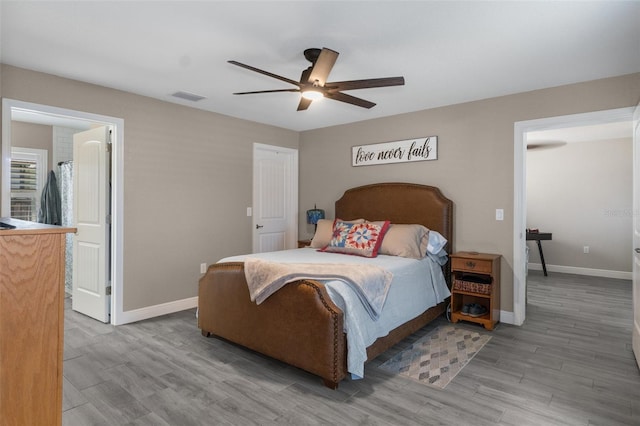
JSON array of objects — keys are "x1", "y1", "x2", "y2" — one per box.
[{"x1": 38, "y1": 170, "x2": 62, "y2": 225}]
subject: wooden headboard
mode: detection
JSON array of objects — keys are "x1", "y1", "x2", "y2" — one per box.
[{"x1": 335, "y1": 182, "x2": 454, "y2": 255}]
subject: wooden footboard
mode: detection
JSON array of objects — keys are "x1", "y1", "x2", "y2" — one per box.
[
  {"x1": 198, "y1": 262, "x2": 348, "y2": 388},
  {"x1": 198, "y1": 262, "x2": 447, "y2": 388}
]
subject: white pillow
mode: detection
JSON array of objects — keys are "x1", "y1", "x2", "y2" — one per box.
[{"x1": 427, "y1": 230, "x2": 448, "y2": 254}]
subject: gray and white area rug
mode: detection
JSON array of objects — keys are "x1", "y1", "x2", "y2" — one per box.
[{"x1": 377, "y1": 324, "x2": 491, "y2": 389}]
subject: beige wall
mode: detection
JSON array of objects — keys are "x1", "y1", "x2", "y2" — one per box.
[
  {"x1": 0, "y1": 65, "x2": 299, "y2": 311},
  {"x1": 299, "y1": 73, "x2": 640, "y2": 312},
  {"x1": 12, "y1": 121, "x2": 54, "y2": 171},
  {"x1": 1, "y1": 64, "x2": 638, "y2": 316},
  {"x1": 527, "y1": 138, "x2": 632, "y2": 273}
]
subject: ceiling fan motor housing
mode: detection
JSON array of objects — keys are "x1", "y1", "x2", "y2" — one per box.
[{"x1": 303, "y1": 48, "x2": 322, "y2": 63}]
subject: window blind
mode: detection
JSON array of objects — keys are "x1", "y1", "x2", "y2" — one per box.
[{"x1": 10, "y1": 159, "x2": 38, "y2": 221}]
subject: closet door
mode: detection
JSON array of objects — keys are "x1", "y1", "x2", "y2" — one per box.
[{"x1": 252, "y1": 144, "x2": 298, "y2": 253}]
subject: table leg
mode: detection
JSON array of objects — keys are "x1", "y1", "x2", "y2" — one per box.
[{"x1": 537, "y1": 240, "x2": 548, "y2": 276}]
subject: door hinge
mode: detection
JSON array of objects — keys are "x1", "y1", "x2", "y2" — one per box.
[
  {"x1": 106, "y1": 143, "x2": 112, "y2": 153},
  {"x1": 106, "y1": 285, "x2": 112, "y2": 296},
  {"x1": 106, "y1": 214, "x2": 112, "y2": 225}
]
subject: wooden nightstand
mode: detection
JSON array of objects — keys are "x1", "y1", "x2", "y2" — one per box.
[
  {"x1": 297, "y1": 239, "x2": 312, "y2": 248},
  {"x1": 450, "y1": 251, "x2": 501, "y2": 330}
]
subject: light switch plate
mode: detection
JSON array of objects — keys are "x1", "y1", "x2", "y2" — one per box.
[{"x1": 496, "y1": 209, "x2": 504, "y2": 221}]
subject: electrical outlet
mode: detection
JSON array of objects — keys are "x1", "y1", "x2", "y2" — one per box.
[
  {"x1": 200, "y1": 263, "x2": 207, "y2": 274},
  {"x1": 583, "y1": 246, "x2": 589, "y2": 254}
]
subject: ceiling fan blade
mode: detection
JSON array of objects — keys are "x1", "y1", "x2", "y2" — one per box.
[
  {"x1": 228, "y1": 60, "x2": 301, "y2": 87},
  {"x1": 297, "y1": 97, "x2": 313, "y2": 111},
  {"x1": 306, "y1": 48, "x2": 339, "y2": 86},
  {"x1": 326, "y1": 76, "x2": 405, "y2": 91},
  {"x1": 326, "y1": 91, "x2": 376, "y2": 109},
  {"x1": 233, "y1": 88, "x2": 300, "y2": 95}
]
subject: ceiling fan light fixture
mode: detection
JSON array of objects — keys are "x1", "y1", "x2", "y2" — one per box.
[{"x1": 301, "y1": 89, "x2": 323, "y2": 101}]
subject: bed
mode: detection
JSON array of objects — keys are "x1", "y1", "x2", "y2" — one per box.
[{"x1": 198, "y1": 182, "x2": 454, "y2": 388}]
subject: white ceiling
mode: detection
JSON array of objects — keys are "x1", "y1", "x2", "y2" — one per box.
[{"x1": 1, "y1": 1, "x2": 639, "y2": 132}]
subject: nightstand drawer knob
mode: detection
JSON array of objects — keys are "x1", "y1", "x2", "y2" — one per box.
[{"x1": 465, "y1": 261, "x2": 476, "y2": 268}]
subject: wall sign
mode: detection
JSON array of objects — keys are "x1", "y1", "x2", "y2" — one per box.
[{"x1": 352, "y1": 136, "x2": 438, "y2": 167}]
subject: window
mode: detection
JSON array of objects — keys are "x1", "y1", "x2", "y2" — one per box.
[{"x1": 10, "y1": 148, "x2": 47, "y2": 222}]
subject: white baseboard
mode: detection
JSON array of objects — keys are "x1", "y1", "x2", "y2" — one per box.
[
  {"x1": 112, "y1": 267, "x2": 625, "y2": 328},
  {"x1": 499, "y1": 310, "x2": 516, "y2": 325},
  {"x1": 528, "y1": 263, "x2": 631, "y2": 280},
  {"x1": 114, "y1": 296, "x2": 198, "y2": 325}
]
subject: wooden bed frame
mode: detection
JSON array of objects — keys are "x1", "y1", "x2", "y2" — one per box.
[{"x1": 198, "y1": 182, "x2": 454, "y2": 388}]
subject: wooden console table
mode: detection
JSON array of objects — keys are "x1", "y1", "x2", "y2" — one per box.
[
  {"x1": 0, "y1": 218, "x2": 75, "y2": 426},
  {"x1": 526, "y1": 231, "x2": 552, "y2": 276}
]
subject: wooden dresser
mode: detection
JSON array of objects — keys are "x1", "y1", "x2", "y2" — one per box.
[{"x1": 0, "y1": 218, "x2": 75, "y2": 426}]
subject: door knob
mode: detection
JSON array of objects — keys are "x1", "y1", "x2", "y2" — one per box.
[
  {"x1": 256, "y1": 224, "x2": 264, "y2": 229},
  {"x1": 635, "y1": 248, "x2": 640, "y2": 253}
]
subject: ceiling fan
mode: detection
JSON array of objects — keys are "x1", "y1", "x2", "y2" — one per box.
[{"x1": 228, "y1": 47, "x2": 405, "y2": 111}]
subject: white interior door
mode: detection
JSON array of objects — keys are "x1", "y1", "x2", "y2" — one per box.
[
  {"x1": 633, "y1": 101, "x2": 640, "y2": 370},
  {"x1": 252, "y1": 144, "x2": 298, "y2": 253},
  {"x1": 72, "y1": 126, "x2": 110, "y2": 323}
]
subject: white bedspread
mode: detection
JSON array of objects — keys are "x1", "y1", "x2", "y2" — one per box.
[{"x1": 219, "y1": 248, "x2": 451, "y2": 378}]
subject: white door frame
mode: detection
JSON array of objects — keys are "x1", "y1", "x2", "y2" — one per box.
[
  {"x1": 252, "y1": 143, "x2": 298, "y2": 252},
  {"x1": 513, "y1": 107, "x2": 634, "y2": 326},
  {"x1": 632, "y1": 101, "x2": 640, "y2": 370},
  {"x1": 1, "y1": 98, "x2": 125, "y2": 325}
]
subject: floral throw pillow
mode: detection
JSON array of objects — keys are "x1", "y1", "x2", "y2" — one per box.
[
  {"x1": 321, "y1": 220, "x2": 391, "y2": 258},
  {"x1": 310, "y1": 218, "x2": 365, "y2": 248}
]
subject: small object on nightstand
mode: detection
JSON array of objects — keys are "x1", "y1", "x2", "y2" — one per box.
[
  {"x1": 306, "y1": 205, "x2": 325, "y2": 232},
  {"x1": 450, "y1": 251, "x2": 501, "y2": 330},
  {"x1": 298, "y1": 239, "x2": 312, "y2": 248}
]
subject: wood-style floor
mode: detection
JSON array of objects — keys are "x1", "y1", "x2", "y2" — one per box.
[{"x1": 62, "y1": 271, "x2": 640, "y2": 425}]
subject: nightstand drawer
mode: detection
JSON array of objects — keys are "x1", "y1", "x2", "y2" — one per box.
[{"x1": 451, "y1": 257, "x2": 493, "y2": 273}]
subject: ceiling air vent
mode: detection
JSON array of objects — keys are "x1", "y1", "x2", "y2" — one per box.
[{"x1": 171, "y1": 91, "x2": 206, "y2": 102}]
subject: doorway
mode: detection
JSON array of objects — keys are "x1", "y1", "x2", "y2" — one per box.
[
  {"x1": 1, "y1": 98, "x2": 125, "y2": 325},
  {"x1": 513, "y1": 107, "x2": 635, "y2": 326},
  {"x1": 526, "y1": 122, "x2": 632, "y2": 277}
]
